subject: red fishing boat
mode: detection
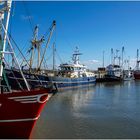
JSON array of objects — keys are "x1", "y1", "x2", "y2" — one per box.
[
  {"x1": 0, "y1": 88, "x2": 50, "y2": 138},
  {"x1": 0, "y1": 1, "x2": 54, "y2": 138},
  {"x1": 134, "y1": 70, "x2": 140, "y2": 79}
]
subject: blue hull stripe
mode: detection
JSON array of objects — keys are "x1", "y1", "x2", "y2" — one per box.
[{"x1": 49, "y1": 77, "x2": 96, "y2": 89}]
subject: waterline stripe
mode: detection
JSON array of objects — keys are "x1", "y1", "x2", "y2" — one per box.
[{"x1": 0, "y1": 115, "x2": 40, "y2": 123}]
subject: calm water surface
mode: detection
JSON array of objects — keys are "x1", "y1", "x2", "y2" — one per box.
[{"x1": 31, "y1": 80, "x2": 140, "y2": 139}]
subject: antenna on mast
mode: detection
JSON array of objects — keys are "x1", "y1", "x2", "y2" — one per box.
[{"x1": 72, "y1": 46, "x2": 82, "y2": 65}]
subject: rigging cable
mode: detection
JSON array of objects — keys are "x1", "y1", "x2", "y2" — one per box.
[
  {"x1": 56, "y1": 49, "x2": 63, "y2": 64},
  {"x1": 8, "y1": 33, "x2": 31, "y2": 68},
  {"x1": 5, "y1": 36, "x2": 44, "y2": 86}
]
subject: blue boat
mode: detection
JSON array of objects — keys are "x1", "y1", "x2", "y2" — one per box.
[{"x1": 48, "y1": 48, "x2": 96, "y2": 90}]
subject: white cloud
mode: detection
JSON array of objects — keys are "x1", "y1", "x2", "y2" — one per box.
[
  {"x1": 81, "y1": 59, "x2": 101, "y2": 70},
  {"x1": 21, "y1": 15, "x2": 33, "y2": 20},
  {"x1": 83, "y1": 59, "x2": 100, "y2": 64}
]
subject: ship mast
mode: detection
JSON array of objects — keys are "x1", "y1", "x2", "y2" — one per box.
[
  {"x1": 121, "y1": 46, "x2": 124, "y2": 68},
  {"x1": 72, "y1": 47, "x2": 82, "y2": 65},
  {"x1": 0, "y1": 0, "x2": 30, "y2": 91},
  {"x1": 0, "y1": 0, "x2": 12, "y2": 78},
  {"x1": 114, "y1": 49, "x2": 120, "y2": 66},
  {"x1": 52, "y1": 42, "x2": 56, "y2": 71},
  {"x1": 30, "y1": 25, "x2": 44, "y2": 72},
  {"x1": 37, "y1": 20, "x2": 56, "y2": 72},
  {"x1": 102, "y1": 50, "x2": 105, "y2": 67},
  {"x1": 111, "y1": 48, "x2": 114, "y2": 65},
  {"x1": 136, "y1": 49, "x2": 140, "y2": 70}
]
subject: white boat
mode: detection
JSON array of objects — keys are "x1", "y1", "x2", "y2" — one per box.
[
  {"x1": 48, "y1": 47, "x2": 96, "y2": 90},
  {"x1": 105, "y1": 64, "x2": 123, "y2": 81},
  {"x1": 123, "y1": 69, "x2": 134, "y2": 81}
]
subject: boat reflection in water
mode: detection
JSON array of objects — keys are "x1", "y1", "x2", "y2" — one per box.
[
  {"x1": 31, "y1": 85, "x2": 96, "y2": 138},
  {"x1": 62, "y1": 86, "x2": 96, "y2": 113},
  {"x1": 31, "y1": 81, "x2": 140, "y2": 139}
]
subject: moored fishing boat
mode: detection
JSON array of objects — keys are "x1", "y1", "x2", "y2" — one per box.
[
  {"x1": 0, "y1": 1, "x2": 52, "y2": 138},
  {"x1": 134, "y1": 70, "x2": 140, "y2": 79},
  {"x1": 0, "y1": 88, "x2": 50, "y2": 138},
  {"x1": 48, "y1": 47, "x2": 96, "y2": 90},
  {"x1": 123, "y1": 70, "x2": 134, "y2": 81},
  {"x1": 103, "y1": 48, "x2": 123, "y2": 82},
  {"x1": 123, "y1": 59, "x2": 134, "y2": 81},
  {"x1": 104, "y1": 64, "x2": 123, "y2": 81},
  {"x1": 4, "y1": 20, "x2": 57, "y2": 91}
]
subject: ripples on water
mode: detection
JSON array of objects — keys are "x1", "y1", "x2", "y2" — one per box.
[{"x1": 31, "y1": 80, "x2": 140, "y2": 139}]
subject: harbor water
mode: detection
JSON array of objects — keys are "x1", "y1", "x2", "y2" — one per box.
[{"x1": 31, "y1": 80, "x2": 140, "y2": 139}]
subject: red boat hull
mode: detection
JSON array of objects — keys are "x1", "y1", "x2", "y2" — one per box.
[
  {"x1": 0, "y1": 89, "x2": 49, "y2": 138},
  {"x1": 134, "y1": 71, "x2": 140, "y2": 79}
]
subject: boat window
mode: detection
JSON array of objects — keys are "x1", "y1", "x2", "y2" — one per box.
[
  {"x1": 68, "y1": 67, "x2": 70, "y2": 70},
  {"x1": 62, "y1": 67, "x2": 66, "y2": 71},
  {"x1": 71, "y1": 67, "x2": 74, "y2": 71}
]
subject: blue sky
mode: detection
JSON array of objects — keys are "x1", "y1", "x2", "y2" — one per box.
[{"x1": 9, "y1": 1, "x2": 140, "y2": 70}]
